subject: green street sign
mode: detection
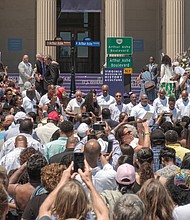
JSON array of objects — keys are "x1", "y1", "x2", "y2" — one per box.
[
  {"x1": 107, "y1": 56, "x2": 132, "y2": 68},
  {"x1": 107, "y1": 37, "x2": 133, "y2": 55}
]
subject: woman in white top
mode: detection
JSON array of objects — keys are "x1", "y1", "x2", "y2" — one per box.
[{"x1": 160, "y1": 55, "x2": 175, "y2": 97}]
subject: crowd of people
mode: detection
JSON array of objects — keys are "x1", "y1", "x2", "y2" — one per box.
[{"x1": 1, "y1": 53, "x2": 190, "y2": 220}]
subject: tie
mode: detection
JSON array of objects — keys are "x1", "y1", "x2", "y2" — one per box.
[{"x1": 42, "y1": 63, "x2": 45, "y2": 79}]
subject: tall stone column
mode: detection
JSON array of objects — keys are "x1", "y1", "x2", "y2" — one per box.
[
  {"x1": 36, "y1": 0, "x2": 57, "y2": 59},
  {"x1": 165, "y1": 0, "x2": 184, "y2": 60},
  {"x1": 104, "y1": 0, "x2": 125, "y2": 57}
]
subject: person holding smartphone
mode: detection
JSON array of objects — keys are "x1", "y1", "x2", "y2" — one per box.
[
  {"x1": 81, "y1": 90, "x2": 101, "y2": 117},
  {"x1": 38, "y1": 161, "x2": 109, "y2": 220},
  {"x1": 76, "y1": 139, "x2": 117, "y2": 194}
]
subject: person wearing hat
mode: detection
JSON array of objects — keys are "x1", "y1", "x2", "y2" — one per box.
[
  {"x1": 35, "y1": 111, "x2": 59, "y2": 145},
  {"x1": 4, "y1": 111, "x2": 26, "y2": 141},
  {"x1": 100, "y1": 163, "x2": 136, "y2": 219},
  {"x1": 172, "y1": 61, "x2": 185, "y2": 79},
  {"x1": 22, "y1": 81, "x2": 41, "y2": 103},
  {"x1": 150, "y1": 128, "x2": 166, "y2": 172}
]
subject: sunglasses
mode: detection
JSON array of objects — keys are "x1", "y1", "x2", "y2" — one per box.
[
  {"x1": 122, "y1": 130, "x2": 132, "y2": 136},
  {"x1": 116, "y1": 95, "x2": 122, "y2": 97}
]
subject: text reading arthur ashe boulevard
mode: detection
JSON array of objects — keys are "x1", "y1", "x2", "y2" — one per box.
[{"x1": 107, "y1": 37, "x2": 133, "y2": 55}]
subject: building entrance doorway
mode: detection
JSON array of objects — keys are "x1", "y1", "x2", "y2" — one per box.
[{"x1": 57, "y1": 12, "x2": 100, "y2": 73}]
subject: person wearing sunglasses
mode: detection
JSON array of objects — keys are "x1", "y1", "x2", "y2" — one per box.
[{"x1": 109, "y1": 92, "x2": 128, "y2": 122}]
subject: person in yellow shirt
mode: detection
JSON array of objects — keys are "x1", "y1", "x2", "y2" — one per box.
[{"x1": 165, "y1": 130, "x2": 190, "y2": 160}]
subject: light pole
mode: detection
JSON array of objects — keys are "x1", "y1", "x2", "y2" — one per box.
[{"x1": 70, "y1": 33, "x2": 76, "y2": 98}]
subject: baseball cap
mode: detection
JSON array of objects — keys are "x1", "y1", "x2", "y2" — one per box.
[
  {"x1": 116, "y1": 163, "x2": 136, "y2": 185},
  {"x1": 24, "y1": 81, "x2": 32, "y2": 90},
  {"x1": 77, "y1": 123, "x2": 89, "y2": 138},
  {"x1": 48, "y1": 111, "x2": 60, "y2": 121},
  {"x1": 57, "y1": 87, "x2": 67, "y2": 101},
  {"x1": 150, "y1": 128, "x2": 165, "y2": 145},
  {"x1": 14, "y1": 112, "x2": 26, "y2": 122}
]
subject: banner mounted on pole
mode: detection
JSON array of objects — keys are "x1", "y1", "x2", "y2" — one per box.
[{"x1": 61, "y1": 0, "x2": 101, "y2": 12}]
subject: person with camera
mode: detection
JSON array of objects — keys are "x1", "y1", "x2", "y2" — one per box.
[
  {"x1": 75, "y1": 139, "x2": 116, "y2": 194},
  {"x1": 38, "y1": 160, "x2": 109, "y2": 220}
]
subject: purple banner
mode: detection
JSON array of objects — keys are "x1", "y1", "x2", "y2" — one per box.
[
  {"x1": 103, "y1": 68, "x2": 124, "y2": 97},
  {"x1": 61, "y1": 0, "x2": 101, "y2": 12},
  {"x1": 9, "y1": 73, "x2": 103, "y2": 96},
  {"x1": 8, "y1": 72, "x2": 141, "y2": 98}
]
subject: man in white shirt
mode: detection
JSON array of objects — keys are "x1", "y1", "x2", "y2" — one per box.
[
  {"x1": 18, "y1": 55, "x2": 33, "y2": 92},
  {"x1": 97, "y1": 84, "x2": 116, "y2": 109},
  {"x1": 38, "y1": 85, "x2": 60, "y2": 119},
  {"x1": 130, "y1": 94, "x2": 156, "y2": 126},
  {"x1": 22, "y1": 89, "x2": 37, "y2": 114},
  {"x1": 109, "y1": 92, "x2": 128, "y2": 122},
  {"x1": 22, "y1": 81, "x2": 41, "y2": 103},
  {"x1": 176, "y1": 90, "x2": 190, "y2": 117},
  {"x1": 35, "y1": 111, "x2": 59, "y2": 145},
  {"x1": 126, "y1": 93, "x2": 137, "y2": 115},
  {"x1": 76, "y1": 139, "x2": 116, "y2": 193},
  {"x1": 0, "y1": 119, "x2": 43, "y2": 159},
  {"x1": 153, "y1": 89, "x2": 168, "y2": 117},
  {"x1": 0, "y1": 135, "x2": 27, "y2": 174},
  {"x1": 65, "y1": 90, "x2": 84, "y2": 117},
  {"x1": 164, "y1": 96, "x2": 181, "y2": 123}
]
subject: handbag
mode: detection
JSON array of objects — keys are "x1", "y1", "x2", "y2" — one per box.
[{"x1": 144, "y1": 72, "x2": 155, "y2": 92}]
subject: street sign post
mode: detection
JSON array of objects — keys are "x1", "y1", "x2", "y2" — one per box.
[
  {"x1": 45, "y1": 40, "x2": 71, "y2": 46},
  {"x1": 45, "y1": 37, "x2": 71, "y2": 46},
  {"x1": 107, "y1": 56, "x2": 132, "y2": 68},
  {"x1": 75, "y1": 41, "x2": 100, "y2": 47},
  {"x1": 45, "y1": 37, "x2": 75, "y2": 97},
  {"x1": 107, "y1": 37, "x2": 133, "y2": 55}
]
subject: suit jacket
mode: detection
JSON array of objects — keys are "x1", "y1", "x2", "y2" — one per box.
[
  {"x1": 44, "y1": 62, "x2": 60, "y2": 90},
  {"x1": 18, "y1": 61, "x2": 33, "y2": 85},
  {"x1": 146, "y1": 63, "x2": 159, "y2": 76},
  {"x1": 34, "y1": 60, "x2": 43, "y2": 75},
  {"x1": 146, "y1": 63, "x2": 159, "y2": 83}
]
